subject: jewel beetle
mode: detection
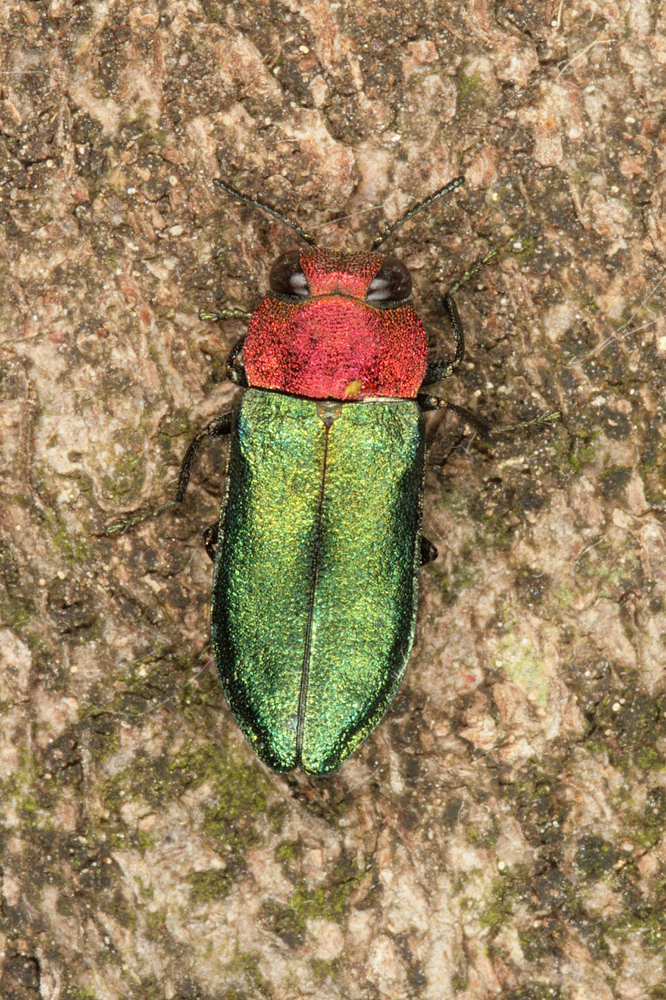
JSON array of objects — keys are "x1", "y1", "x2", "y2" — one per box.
[{"x1": 112, "y1": 177, "x2": 557, "y2": 775}]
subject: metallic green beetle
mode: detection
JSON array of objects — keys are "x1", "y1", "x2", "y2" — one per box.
[{"x1": 114, "y1": 178, "x2": 553, "y2": 774}]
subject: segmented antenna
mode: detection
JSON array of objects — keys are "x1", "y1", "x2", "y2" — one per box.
[
  {"x1": 215, "y1": 175, "x2": 465, "y2": 252},
  {"x1": 371, "y1": 176, "x2": 465, "y2": 251},
  {"x1": 214, "y1": 179, "x2": 317, "y2": 246}
]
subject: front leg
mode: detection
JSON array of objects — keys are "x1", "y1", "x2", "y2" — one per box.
[
  {"x1": 422, "y1": 247, "x2": 498, "y2": 387},
  {"x1": 225, "y1": 335, "x2": 249, "y2": 387}
]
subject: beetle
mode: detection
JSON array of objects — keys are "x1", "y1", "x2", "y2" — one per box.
[{"x1": 112, "y1": 177, "x2": 556, "y2": 774}]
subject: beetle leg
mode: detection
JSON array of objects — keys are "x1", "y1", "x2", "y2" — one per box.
[
  {"x1": 417, "y1": 394, "x2": 492, "y2": 439},
  {"x1": 106, "y1": 409, "x2": 234, "y2": 535},
  {"x1": 422, "y1": 247, "x2": 499, "y2": 386},
  {"x1": 422, "y1": 294, "x2": 465, "y2": 384},
  {"x1": 198, "y1": 313, "x2": 249, "y2": 384},
  {"x1": 418, "y1": 393, "x2": 561, "y2": 440},
  {"x1": 225, "y1": 335, "x2": 249, "y2": 387},
  {"x1": 199, "y1": 307, "x2": 252, "y2": 322},
  {"x1": 490, "y1": 411, "x2": 562, "y2": 434},
  {"x1": 420, "y1": 536, "x2": 438, "y2": 565},
  {"x1": 203, "y1": 523, "x2": 219, "y2": 562}
]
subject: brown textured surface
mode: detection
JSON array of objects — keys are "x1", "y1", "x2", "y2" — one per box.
[{"x1": 1, "y1": 1, "x2": 666, "y2": 998}]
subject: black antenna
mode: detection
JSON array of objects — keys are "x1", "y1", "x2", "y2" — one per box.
[
  {"x1": 214, "y1": 179, "x2": 317, "y2": 246},
  {"x1": 371, "y1": 176, "x2": 465, "y2": 251}
]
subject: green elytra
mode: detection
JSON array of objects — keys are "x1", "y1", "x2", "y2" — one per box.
[
  {"x1": 212, "y1": 391, "x2": 424, "y2": 774},
  {"x1": 109, "y1": 178, "x2": 559, "y2": 774}
]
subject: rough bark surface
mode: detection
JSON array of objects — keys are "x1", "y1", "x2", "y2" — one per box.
[{"x1": 1, "y1": 1, "x2": 666, "y2": 998}]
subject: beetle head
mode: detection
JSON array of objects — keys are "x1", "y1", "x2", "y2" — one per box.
[{"x1": 269, "y1": 247, "x2": 413, "y2": 306}]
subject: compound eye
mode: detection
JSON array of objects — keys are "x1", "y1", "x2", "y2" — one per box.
[
  {"x1": 269, "y1": 249, "x2": 310, "y2": 298},
  {"x1": 366, "y1": 256, "x2": 412, "y2": 304}
]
